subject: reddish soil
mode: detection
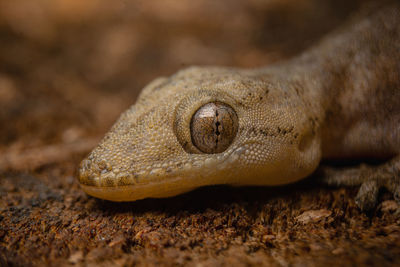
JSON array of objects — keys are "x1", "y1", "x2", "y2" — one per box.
[{"x1": 1, "y1": 0, "x2": 399, "y2": 266}]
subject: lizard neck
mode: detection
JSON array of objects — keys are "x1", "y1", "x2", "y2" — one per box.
[{"x1": 250, "y1": 2, "x2": 400, "y2": 158}]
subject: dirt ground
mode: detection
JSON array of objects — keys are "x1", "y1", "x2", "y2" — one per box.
[{"x1": 0, "y1": 0, "x2": 399, "y2": 266}]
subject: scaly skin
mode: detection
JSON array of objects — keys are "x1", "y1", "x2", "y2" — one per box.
[{"x1": 79, "y1": 2, "x2": 400, "y2": 210}]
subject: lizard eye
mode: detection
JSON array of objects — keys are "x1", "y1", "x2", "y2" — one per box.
[{"x1": 190, "y1": 102, "x2": 238, "y2": 154}]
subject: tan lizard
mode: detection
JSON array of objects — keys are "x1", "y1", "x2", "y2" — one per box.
[{"x1": 79, "y1": 2, "x2": 400, "y2": 211}]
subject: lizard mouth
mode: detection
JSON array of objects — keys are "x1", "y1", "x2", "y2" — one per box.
[
  {"x1": 78, "y1": 161, "x2": 228, "y2": 202},
  {"x1": 78, "y1": 138, "x2": 311, "y2": 202},
  {"x1": 79, "y1": 136, "x2": 316, "y2": 201},
  {"x1": 77, "y1": 145, "x2": 249, "y2": 201}
]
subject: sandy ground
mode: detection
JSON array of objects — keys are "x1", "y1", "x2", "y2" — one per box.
[{"x1": 0, "y1": 0, "x2": 399, "y2": 266}]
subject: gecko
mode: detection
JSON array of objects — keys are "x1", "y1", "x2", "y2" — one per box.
[{"x1": 78, "y1": 1, "x2": 400, "y2": 211}]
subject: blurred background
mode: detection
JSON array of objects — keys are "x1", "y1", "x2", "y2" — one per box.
[
  {"x1": 0, "y1": 0, "x2": 364, "y2": 161},
  {"x1": 4, "y1": 1, "x2": 400, "y2": 266}
]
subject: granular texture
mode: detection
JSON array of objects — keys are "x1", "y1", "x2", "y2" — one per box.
[{"x1": 0, "y1": 0, "x2": 399, "y2": 266}]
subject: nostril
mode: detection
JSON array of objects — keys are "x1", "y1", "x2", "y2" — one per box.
[
  {"x1": 94, "y1": 160, "x2": 113, "y2": 173},
  {"x1": 98, "y1": 160, "x2": 107, "y2": 170}
]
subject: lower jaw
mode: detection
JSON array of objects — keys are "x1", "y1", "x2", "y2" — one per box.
[{"x1": 79, "y1": 176, "x2": 201, "y2": 202}]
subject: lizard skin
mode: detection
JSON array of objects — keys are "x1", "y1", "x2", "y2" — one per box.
[{"x1": 78, "y1": 2, "x2": 400, "y2": 211}]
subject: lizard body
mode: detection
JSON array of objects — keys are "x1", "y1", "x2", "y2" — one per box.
[{"x1": 79, "y1": 2, "x2": 400, "y2": 210}]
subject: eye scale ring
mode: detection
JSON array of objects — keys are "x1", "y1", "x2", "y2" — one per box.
[{"x1": 190, "y1": 102, "x2": 238, "y2": 154}]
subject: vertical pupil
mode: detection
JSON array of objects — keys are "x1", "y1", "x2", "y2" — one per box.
[{"x1": 190, "y1": 102, "x2": 238, "y2": 154}]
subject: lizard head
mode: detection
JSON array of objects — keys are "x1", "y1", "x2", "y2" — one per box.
[{"x1": 79, "y1": 66, "x2": 322, "y2": 201}]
